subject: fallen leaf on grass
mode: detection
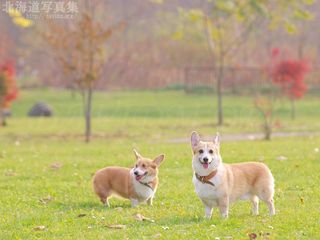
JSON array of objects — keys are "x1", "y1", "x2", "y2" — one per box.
[
  {"x1": 4, "y1": 169, "x2": 17, "y2": 176},
  {"x1": 77, "y1": 213, "x2": 87, "y2": 218},
  {"x1": 153, "y1": 233, "x2": 162, "y2": 238},
  {"x1": 133, "y1": 213, "x2": 155, "y2": 223},
  {"x1": 276, "y1": 156, "x2": 287, "y2": 161},
  {"x1": 33, "y1": 226, "x2": 46, "y2": 231},
  {"x1": 248, "y1": 233, "x2": 257, "y2": 239},
  {"x1": 161, "y1": 226, "x2": 169, "y2": 230},
  {"x1": 39, "y1": 196, "x2": 53, "y2": 204},
  {"x1": 50, "y1": 163, "x2": 62, "y2": 170},
  {"x1": 115, "y1": 207, "x2": 123, "y2": 211},
  {"x1": 106, "y1": 224, "x2": 126, "y2": 229},
  {"x1": 300, "y1": 197, "x2": 304, "y2": 204}
]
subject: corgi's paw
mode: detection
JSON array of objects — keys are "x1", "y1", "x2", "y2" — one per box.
[{"x1": 131, "y1": 199, "x2": 139, "y2": 207}]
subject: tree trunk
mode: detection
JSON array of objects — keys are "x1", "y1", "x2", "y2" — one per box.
[
  {"x1": 216, "y1": 23, "x2": 224, "y2": 126},
  {"x1": 0, "y1": 110, "x2": 4, "y2": 126},
  {"x1": 291, "y1": 99, "x2": 296, "y2": 120},
  {"x1": 85, "y1": 88, "x2": 93, "y2": 142},
  {"x1": 217, "y1": 63, "x2": 223, "y2": 125},
  {"x1": 264, "y1": 117, "x2": 272, "y2": 140}
]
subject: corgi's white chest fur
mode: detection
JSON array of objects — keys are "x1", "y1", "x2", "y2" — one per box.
[
  {"x1": 193, "y1": 167, "x2": 224, "y2": 207},
  {"x1": 131, "y1": 172, "x2": 154, "y2": 201}
]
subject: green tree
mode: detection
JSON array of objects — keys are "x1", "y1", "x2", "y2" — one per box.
[{"x1": 174, "y1": 0, "x2": 314, "y2": 125}]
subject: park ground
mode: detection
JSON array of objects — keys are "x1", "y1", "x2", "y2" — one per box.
[{"x1": 1, "y1": 89, "x2": 320, "y2": 239}]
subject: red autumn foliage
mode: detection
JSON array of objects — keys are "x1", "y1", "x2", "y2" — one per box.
[
  {"x1": 269, "y1": 49, "x2": 310, "y2": 100},
  {"x1": 0, "y1": 60, "x2": 19, "y2": 108}
]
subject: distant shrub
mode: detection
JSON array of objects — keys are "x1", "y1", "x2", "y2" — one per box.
[{"x1": 0, "y1": 61, "x2": 19, "y2": 126}]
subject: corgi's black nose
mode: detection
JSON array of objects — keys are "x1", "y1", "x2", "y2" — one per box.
[
  {"x1": 134, "y1": 171, "x2": 139, "y2": 175},
  {"x1": 203, "y1": 157, "x2": 209, "y2": 163}
]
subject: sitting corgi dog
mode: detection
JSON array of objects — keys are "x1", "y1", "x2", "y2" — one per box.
[
  {"x1": 191, "y1": 131, "x2": 275, "y2": 219},
  {"x1": 93, "y1": 149, "x2": 165, "y2": 207}
]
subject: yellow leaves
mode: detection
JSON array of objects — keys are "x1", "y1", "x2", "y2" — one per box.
[
  {"x1": 7, "y1": 8, "x2": 33, "y2": 28},
  {"x1": 12, "y1": 17, "x2": 33, "y2": 28},
  {"x1": 188, "y1": 9, "x2": 204, "y2": 22},
  {"x1": 293, "y1": 9, "x2": 314, "y2": 20},
  {"x1": 303, "y1": 0, "x2": 314, "y2": 5},
  {"x1": 149, "y1": 0, "x2": 164, "y2": 4},
  {"x1": 8, "y1": 8, "x2": 21, "y2": 18},
  {"x1": 284, "y1": 21, "x2": 297, "y2": 34},
  {"x1": 211, "y1": 26, "x2": 222, "y2": 41},
  {"x1": 215, "y1": 0, "x2": 235, "y2": 13},
  {"x1": 172, "y1": 30, "x2": 183, "y2": 40}
]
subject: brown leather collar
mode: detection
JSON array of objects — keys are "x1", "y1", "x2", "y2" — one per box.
[{"x1": 195, "y1": 170, "x2": 217, "y2": 187}]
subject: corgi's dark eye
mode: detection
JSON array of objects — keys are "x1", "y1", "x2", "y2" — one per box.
[
  {"x1": 209, "y1": 149, "x2": 213, "y2": 154},
  {"x1": 199, "y1": 149, "x2": 204, "y2": 154},
  {"x1": 142, "y1": 164, "x2": 146, "y2": 168}
]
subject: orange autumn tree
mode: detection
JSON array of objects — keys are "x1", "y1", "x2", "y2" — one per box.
[
  {"x1": 41, "y1": 1, "x2": 123, "y2": 142},
  {"x1": 0, "y1": 61, "x2": 19, "y2": 126}
]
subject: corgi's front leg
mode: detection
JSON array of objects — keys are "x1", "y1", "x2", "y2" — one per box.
[
  {"x1": 131, "y1": 198, "x2": 139, "y2": 207},
  {"x1": 204, "y1": 205, "x2": 213, "y2": 219},
  {"x1": 218, "y1": 196, "x2": 229, "y2": 219},
  {"x1": 147, "y1": 197, "x2": 153, "y2": 206}
]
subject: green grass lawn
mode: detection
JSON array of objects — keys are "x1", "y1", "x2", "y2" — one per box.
[{"x1": 1, "y1": 89, "x2": 320, "y2": 239}]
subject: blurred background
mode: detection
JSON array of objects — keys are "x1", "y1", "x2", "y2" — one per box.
[{"x1": 1, "y1": 0, "x2": 320, "y2": 142}]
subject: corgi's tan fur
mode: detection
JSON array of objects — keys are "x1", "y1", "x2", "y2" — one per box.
[
  {"x1": 191, "y1": 131, "x2": 275, "y2": 219},
  {"x1": 93, "y1": 149, "x2": 165, "y2": 207}
]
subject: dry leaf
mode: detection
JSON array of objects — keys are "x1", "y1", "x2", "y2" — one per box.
[
  {"x1": 300, "y1": 197, "x2": 304, "y2": 204},
  {"x1": 276, "y1": 156, "x2": 287, "y2": 161},
  {"x1": 248, "y1": 233, "x2": 257, "y2": 240},
  {"x1": 4, "y1": 169, "x2": 17, "y2": 176},
  {"x1": 33, "y1": 226, "x2": 46, "y2": 231},
  {"x1": 77, "y1": 213, "x2": 87, "y2": 218},
  {"x1": 106, "y1": 224, "x2": 126, "y2": 229},
  {"x1": 133, "y1": 213, "x2": 155, "y2": 223},
  {"x1": 39, "y1": 195, "x2": 53, "y2": 204},
  {"x1": 50, "y1": 163, "x2": 62, "y2": 170},
  {"x1": 115, "y1": 207, "x2": 123, "y2": 211},
  {"x1": 153, "y1": 233, "x2": 162, "y2": 238},
  {"x1": 161, "y1": 226, "x2": 169, "y2": 230}
]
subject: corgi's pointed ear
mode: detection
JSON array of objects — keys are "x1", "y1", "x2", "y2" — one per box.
[
  {"x1": 153, "y1": 154, "x2": 165, "y2": 166},
  {"x1": 191, "y1": 131, "x2": 200, "y2": 148},
  {"x1": 214, "y1": 132, "x2": 220, "y2": 146},
  {"x1": 133, "y1": 149, "x2": 142, "y2": 160}
]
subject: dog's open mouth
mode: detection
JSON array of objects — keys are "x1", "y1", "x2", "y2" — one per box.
[
  {"x1": 202, "y1": 163, "x2": 209, "y2": 169},
  {"x1": 135, "y1": 172, "x2": 148, "y2": 181},
  {"x1": 199, "y1": 160, "x2": 211, "y2": 169}
]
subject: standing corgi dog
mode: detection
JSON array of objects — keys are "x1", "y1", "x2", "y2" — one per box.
[
  {"x1": 191, "y1": 131, "x2": 275, "y2": 219},
  {"x1": 93, "y1": 149, "x2": 165, "y2": 207}
]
